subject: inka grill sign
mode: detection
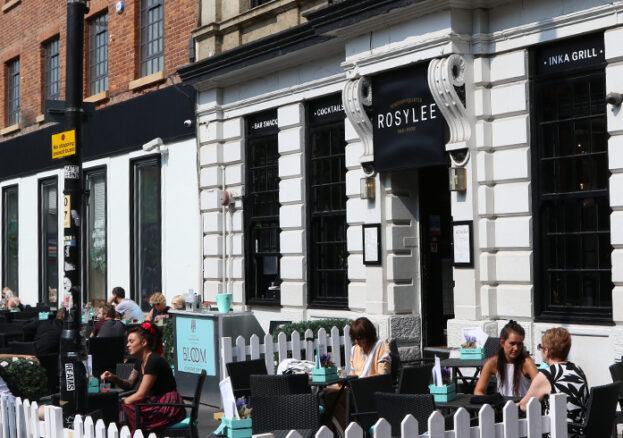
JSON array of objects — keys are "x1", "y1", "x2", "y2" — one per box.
[
  {"x1": 372, "y1": 62, "x2": 445, "y2": 172},
  {"x1": 536, "y1": 33, "x2": 604, "y2": 75}
]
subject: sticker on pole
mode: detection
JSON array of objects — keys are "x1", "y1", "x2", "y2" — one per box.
[
  {"x1": 65, "y1": 363, "x2": 75, "y2": 391},
  {"x1": 51, "y1": 130, "x2": 76, "y2": 159}
]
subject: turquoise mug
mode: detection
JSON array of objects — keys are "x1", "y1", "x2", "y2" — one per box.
[{"x1": 216, "y1": 293, "x2": 233, "y2": 313}]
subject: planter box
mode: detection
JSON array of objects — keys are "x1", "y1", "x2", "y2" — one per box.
[
  {"x1": 222, "y1": 417, "x2": 252, "y2": 438},
  {"x1": 429, "y1": 383, "x2": 456, "y2": 402},
  {"x1": 460, "y1": 347, "x2": 485, "y2": 360},
  {"x1": 312, "y1": 366, "x2": 338, "y2": 383}
]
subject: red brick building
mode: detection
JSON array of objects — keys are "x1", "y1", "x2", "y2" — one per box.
[
  {"x1": 0, "y1": 0, "x2": 201, "y2": 311},
  {"x1": 0, "y1": 0, "x2": 198, "y2": 137}
]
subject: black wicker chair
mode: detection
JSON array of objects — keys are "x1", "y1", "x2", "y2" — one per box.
[
  {"x1": 397, "y1": 364, "x2": 433, "y2": 394},
  {"x1": 135, "y1": 369, "x2": 207, "y2": 438},
  {"x1": 250, "y1": 373, "x2": 310, "y2": 396},
  {"x1": 7, "y1": 340, "x2": 37, "y2": 355},
  {"x1": 609, "y1": 363, "x2": 623, "y2": 438},
  {"x1": 483, "y1": 337, "x2": 500, "y2": 358},
  {"x1": 375, "y1": 392, "x2": 435, "y2": 436},
  {"x1": 568, "y1": 381, "x2": 621, "y2": 438},
  {"x1": 250, "y1": 394, "x2": 320, "y2": 435},
  {"x1": 89, "y1": 336, "x2": 124, "y2": 378},
  {"x1": 226, "y1": 358, "x2": 268, "y2": 398},
  {"x1": 347, "y1": 374, "x2": 394, "y2": 432}
]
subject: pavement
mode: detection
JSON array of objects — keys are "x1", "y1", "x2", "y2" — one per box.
[{"x1": 196, "y1": 403, "x2": 223, "y2": 438}]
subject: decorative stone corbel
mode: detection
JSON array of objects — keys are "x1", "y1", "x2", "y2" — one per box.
[
  {"x1": 342, "y1": 76, "x2": 374, "y2": 175},
  {"x1": 428, "y1": 54, "x2": 471, "y2": 165}
]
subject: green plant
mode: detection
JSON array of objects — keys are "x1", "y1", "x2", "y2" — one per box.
[
  {"x1": 162, "y1": 318, "x2": 174, "y2": 366},
  {"x1": 0, "y1": 358, "x2": 48, "y2": 400}
]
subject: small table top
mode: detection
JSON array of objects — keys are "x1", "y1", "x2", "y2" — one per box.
[
  {"x1": 308, "y1": 375, "x2": 356, "y2": 389},
  {"x1": 440, "y1": 358, "x2": 487, "y2": 368},
  {"x1": 435, "y1": 393, "x2": 520, "y2": 412}
]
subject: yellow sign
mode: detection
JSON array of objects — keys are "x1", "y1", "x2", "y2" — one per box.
[
  {"x1": 51, "y1": 130, "x2": 76, "y2": 159},
  {"x1": 64, "y1": 195, "x2": 71, "y2": 228}
]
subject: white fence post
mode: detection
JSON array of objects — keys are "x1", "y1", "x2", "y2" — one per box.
[
  {"x1": 400, "y1": 414, "x2": 418, "y2": 437},
  {"x1": 549, "y1": 393, "x2": 568, "y2": 438},
  {"x1": 344, "y1": 421, "x2": 363, "y2": 438},
  {"x1": 291, "y1": 331, "x2": 302, "y2": 360},
  {"x1": 249, "y1": 334, "x2": 261, "y2": 360},
  {"x1": 221, "y1": 335, "x2": 232, "y2": 378},
  {"x1": 314, "y1": 425, "x2": 333, "y2": 438},
  {"x1": 264, "y1": 334, "x2": 275, "y2": 374},
  {"x1": 502, "y1": 400, "x2": 519, "y2": 438},
  {"x1": 83, "y1": 416, "x2": 95, "y2": 438},
  {"x1": 94, "y1": 419, "x2": 106, "y2": 438},
  {"x1": 478, "y1": 403, "x2": 495, "y2": 438},
  {"x1": 15, "y1": 398, "x2": 26, "y2": 438},
  {"x1": 427, "y1": 411, "x2": 445, "y2": 437},
  {"x1": 453, "y1": 408, "x2": 470, "y2": 438},
  {"x1": 119, "y1": 425, "x2": 132, "y2": 438},
  {"x1": 525, "y1": 397, "x2": 542, "y2": 437}
]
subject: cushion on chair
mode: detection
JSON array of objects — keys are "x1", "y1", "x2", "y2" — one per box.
[{"x1": 168, "y1": 415, "x2": 191, "y2": 429}]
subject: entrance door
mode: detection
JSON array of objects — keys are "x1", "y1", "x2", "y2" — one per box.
[{"x1": 419, "y1": 166, "x2": 454, "y2": 347}]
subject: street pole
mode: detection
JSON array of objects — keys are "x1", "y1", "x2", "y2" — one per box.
[{"x1": 60, "y1": 0, "x2": 89, "y2": 425}]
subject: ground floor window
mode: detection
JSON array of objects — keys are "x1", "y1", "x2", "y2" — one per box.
[
  {"x1": 306, "y1": 95, "x2": 348, "y2": 308},
  {"x1": 2, "y1": 186, "x2": 18, "y2": 294},
  {"x1": 131, "y1": 157, "x2": 161, "y2": 311},
  {"x1": 39, "y1": 178, "x2": 58, "y2": 305},
  {"x1": 85, "y1": 168, "x2": 107, "y2": 306},
  {"x1": 532, "y1": 34, "x2": 611, "y2": 322},
  {"x1": 245, "y1": 110, "x2": 281, "y2": 304}
]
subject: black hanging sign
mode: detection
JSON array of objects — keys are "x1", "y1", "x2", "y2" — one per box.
[
  {"x1": 308, "y1": 93, "x2": 345, "y2": 125},
  {"x1": 535, "y1": 33, "x2": 605, "y2": 76},
  {"x1": 371, "y1": 62, "x2": 445, "y2": 172},
  {"x1": 247, "y1": 109, "x2": 278, "y2": 136}
]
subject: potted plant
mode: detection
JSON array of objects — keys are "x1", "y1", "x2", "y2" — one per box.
[
  {"x1": 0, "y1": 358, "x2": 49, "y2": 401},
  {"x1": 312, "y1": 352, "x2": 338, "y2": 383},
  {"x1": 460, "y1": 334, "x2": 485, "y2": 359},
  {"x1": 221, "y1": 397, "x2": 252, "y2": 438},
  {"x1": 428, "y1": 367, "x2": 456, "y2": 402}
]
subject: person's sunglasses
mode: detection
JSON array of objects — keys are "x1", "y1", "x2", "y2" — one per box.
[{"x1": 537, "y1": 343, "x2": 547, "y2": 351}]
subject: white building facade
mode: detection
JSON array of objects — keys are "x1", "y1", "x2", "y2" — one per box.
[{"x1": 180, "y1": 0, "x2": 623, "y2": 386}]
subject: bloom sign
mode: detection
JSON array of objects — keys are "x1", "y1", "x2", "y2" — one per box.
[{"x1": 176, "y1": 316, "x2": 216, "y2": 375}]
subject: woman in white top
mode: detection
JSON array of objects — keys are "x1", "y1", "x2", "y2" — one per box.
[{"x1": 474, "y1": 320, "x2": 538, "y2": 397}]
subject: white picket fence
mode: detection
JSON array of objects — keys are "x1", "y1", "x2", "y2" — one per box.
[
  {"x1": 1, "y1": 393, "x2": 569, "y2": 438},
  {"x1": 221, "y1": 326, "x2": 352, "y2": 377}
]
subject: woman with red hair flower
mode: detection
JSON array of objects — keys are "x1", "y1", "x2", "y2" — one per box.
[{"x1": 100, "y1": 321, "x2": 185, "y2": 432}]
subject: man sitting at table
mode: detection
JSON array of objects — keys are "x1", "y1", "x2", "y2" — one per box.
[
  {"x1": 474, "y1": 320, "x2": 537, "y2": 397},
  {"x1": 91, "y1": 304, "x2": 124, "y2": 338},
  {"x1": 109, "y1": 287, "x2": 143, "y2": 322}
]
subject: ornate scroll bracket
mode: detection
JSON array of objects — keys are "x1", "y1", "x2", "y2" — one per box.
[
  {"x1": 343, "y1": 76, "x2": 375, "y2": 175},
  {"x1": 428, "y1": 54, "x2": 471, "y2": 165}
]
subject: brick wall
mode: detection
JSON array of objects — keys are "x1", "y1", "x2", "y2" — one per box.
[{"x1": 0, "y1": 0, "x2": 198, "y2": 137}]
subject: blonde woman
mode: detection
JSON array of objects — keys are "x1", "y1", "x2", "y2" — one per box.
[
  {"x1": 171, "y1": 295, "x2": 185, "y2": 310},
  {"x1": 144, "y1": 292, "x2": 170, "y2": 322}
]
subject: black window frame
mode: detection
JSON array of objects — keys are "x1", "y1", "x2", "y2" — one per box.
[
  {"x1": 39, "y1": 177, "x2": 58, "y2": 305},
  {"x1": 43, "y1": 37, "x2": 61, "y2": 101},
  {"x1": 244, "y1": 111, "x2": 281, "y2": 306},
  {"x1": 88, "y1": 13, "x2": 108, "y2": 96},
  {"x1": 531, "y1": 39, "x2": 612, "y2": 325},
  {"x1": 2, "y1": 185, "x2": 19, "y2": 294},
  {"x1": 140, "y1": 0, "x2": 164, "y2": 77},
  {"x1": 305, "y1": 96, "x2": 349, "y2": 309},
  {"x1": 130, "y1": 156, "x2": 162, "y2": 311},
  {"x1": 83, "y1": 167, "x2": 107, "y2": 306},
  {"x1": 7, "y1": 58, "x2": 20, "y2": 126},
  {"x1": 251, "y1": 0, "x2": 272, "y2": 7}
]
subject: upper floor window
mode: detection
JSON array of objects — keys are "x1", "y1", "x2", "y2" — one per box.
[
  {"x1": 43, "y1": 37, "x2": 61, "y2": 101},
  {"x1": 251, "y1": 0, "x2": 271, "y2": 7},
  {"x1": 532, "y1": 34, "x2": 611, "y2": 323},
  {"x1": 7, "y1": 58, "x2": 20, "y2": 125},
  {"x1": 140, "y1": 0, "x2": 164, "y2": 77},
  {"x1": 88, "y1": 14, "x2": 108, "y2": 95}
]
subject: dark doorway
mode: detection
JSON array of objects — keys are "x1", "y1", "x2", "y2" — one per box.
[{"x1": 419, "y1": 166, "x2": 454, "y2": 347}]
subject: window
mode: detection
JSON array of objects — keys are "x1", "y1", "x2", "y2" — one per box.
[
  {"x1": 88, "y1": 14, "x2": 108, "y2": 95},
  {"x1": 251, "y1": 0, "x2": 271, "y2": 7},
  {"x1": 40, "y1": 178, "x2": 58, "y2": 305},
  {"x1": 2, "y1": 186, "x2": 18, "y2": 294},
  {"x1": 43, "y1": 37, "x2": 60, "y2": 101},
  {"x1": 7, "y1": 58, "x2": 20, "y2": 125},
  {"x1": 306, "y1": 95, "x2": 348, "y2": 308},
  {"x1": 85, "y1": 169, "x2": 107, "y2": 306},
  {"x1": 131, "y1": 158, "x2": 161, "y2": 311},
  {"x1": 532, "y1": 35, "x2": 611, "y2": 322},
  {"x1": 245, "y1": 110, "x2": 280, "y2": 304},
  {"x1": 140, "y1": 0, "x2": 164, "y2": 77}
]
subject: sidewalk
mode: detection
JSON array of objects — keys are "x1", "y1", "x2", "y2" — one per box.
[{"x1": 196, "y1": 403, "x2": 222, "y2": 438}]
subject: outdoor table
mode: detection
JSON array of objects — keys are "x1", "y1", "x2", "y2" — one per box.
[
  {"x1": 310, "y1": 376, "x2": 356, "y2": 425},
  {"x1": 434, "y1": 393, "x2": 521, "y2": 414},
  {"x1": 439, "y1": 358, "x2": 487, "y2": 387}
]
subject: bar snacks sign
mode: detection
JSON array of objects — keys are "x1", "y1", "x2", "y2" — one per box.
[{"x1": 371, "y1": 62, "x2": 445, "y2": 172}]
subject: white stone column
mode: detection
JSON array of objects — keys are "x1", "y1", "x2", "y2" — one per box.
[{"x1": 278, "y1": 103, "x2": 306, "y2": 308}]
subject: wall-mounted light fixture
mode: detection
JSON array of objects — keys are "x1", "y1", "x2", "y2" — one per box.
[
  {"x1": 360, "y1": 177, "x2": 376, "y2": 200},
  {"x1": 449, "y1": 167, "x2": 466, "y2": 192}
]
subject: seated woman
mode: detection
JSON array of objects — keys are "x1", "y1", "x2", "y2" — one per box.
[
  {"x1": 474, "y1": 320, "x2": 537, "y2": 397},
  {"x1": 100, "y1": 322, "x2": 186, "y2": 433},
  {"x1": 324, "y1": 317, "x2": 391, "y2": 430},
  {"x1": 144, "y1": 292, "x2": 170, "y2": 322},
  {"x1": 3, "y1": 288, "x2": 21, "y2": 310},
  {"x1": 518, "y1": 327, "x2": 589, "y2": 424}
]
